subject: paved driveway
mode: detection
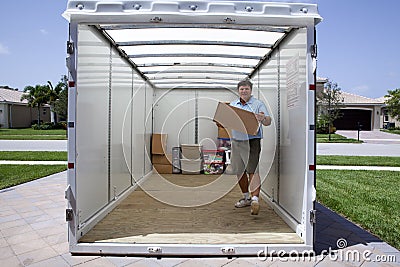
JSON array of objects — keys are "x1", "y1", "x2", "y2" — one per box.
[
  {"x1": 318, "y1": 130, "x2": 400, "y2": 156},
  {"x1": 1, "y1": 171, "x2": 399, "y2": 266},
  {"x1": 336, "y1": 130, "x2": 400, "y2": 144}
]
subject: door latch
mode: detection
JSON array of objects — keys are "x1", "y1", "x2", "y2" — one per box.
[{"x1": 66, "y1": 209, "x2": 73, "y2": 222}]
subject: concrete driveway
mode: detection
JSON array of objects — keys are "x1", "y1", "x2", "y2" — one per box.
[
  {"x1": 336, "y1": 130, "x2": 400, "y2": 144},
  {"x1": 318, "y1": 130, "x2": 400, "y2": 156}
]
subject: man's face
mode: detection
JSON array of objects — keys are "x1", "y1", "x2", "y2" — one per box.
[{"x1": 238, "y1": 85, "x2": 252, "y2": 102}]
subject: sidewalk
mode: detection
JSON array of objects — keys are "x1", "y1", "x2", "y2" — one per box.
[{"x1": 1, "y1": 171, "x2": 399, "y2": 266}]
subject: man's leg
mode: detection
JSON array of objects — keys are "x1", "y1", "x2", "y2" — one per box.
[
  {"x1": 248, "y1": 173, "x2": 261, "y2": 197},
  {"x1": 249, "y1": 172, "x2": 261, "y2": 215},
  {"x1": 238, "y1": 173, "x2": 249, "y2": 194},
  {"x1": 234, "y1": 173, "x2": 251, "y2": 208}
]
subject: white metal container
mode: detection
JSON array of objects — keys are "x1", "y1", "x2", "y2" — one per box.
[{"x1": 63, "y1": 0, "x2": 321, "y2": 257}]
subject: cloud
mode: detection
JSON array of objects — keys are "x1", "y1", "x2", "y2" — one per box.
[
  {"x1": 0, "y1": 43, "x2": 10, "y2": 54},
  {"x1": 40, "y1": 29, "x2": 49, "y2": 35}
]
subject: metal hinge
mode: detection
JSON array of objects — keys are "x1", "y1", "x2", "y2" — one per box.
[
  {"x1": 65, "y1": 185, "x2": 72, "y2": 200},
  {"x1": 310, "y1": 44, "x2": 317, "y2": 58},
  {"x1": 67, "y1": 41, "x2": 74, "y2": 55},
  {"x1": 310, "y1": 210, "x2": 316, "y2": 224},
  {"x1": 66, "y1": 209, "x2": 73, "y2": 221}
]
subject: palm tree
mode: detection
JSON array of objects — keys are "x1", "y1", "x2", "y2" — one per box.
[
  {"x1": 47, "y1": 78, "x2": 65, "y2": 123},
  {"x1": 53, "y1": 75, "x2": 68, "y2": 122},
  {"x1": 21, "y1": 84, "x2": 50, "y2": 126}
]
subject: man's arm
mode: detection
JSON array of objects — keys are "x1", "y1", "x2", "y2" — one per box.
[{"x1": 256, "y1": 112, "x2": 271, "y2": 126}]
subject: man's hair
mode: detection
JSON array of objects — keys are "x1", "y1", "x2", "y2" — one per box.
[{"x1": 237, "y1": 79, "x2": 253, "y2": 90}]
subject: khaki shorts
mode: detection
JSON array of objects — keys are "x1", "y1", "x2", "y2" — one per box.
[{"x1": 231, "y1": 138, "x2": 261, "y2": 175}]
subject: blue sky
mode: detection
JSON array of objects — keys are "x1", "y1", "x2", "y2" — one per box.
[{"x1": 0, "y1": 0, "x2": 399, "y2": 99}]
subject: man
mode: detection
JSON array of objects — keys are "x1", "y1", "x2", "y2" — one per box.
[{"x1": 230, "y1": 79, "x2": 271, "y2": 215}]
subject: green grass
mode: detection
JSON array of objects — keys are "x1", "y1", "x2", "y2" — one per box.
[
  {"x1": 317, "y1": 170, "x2": 400, "y2": 250},
  {"x1": 317, "y1": 155, "x2": 400, "y2": 167},
  {"x1": 382, "y1": 129, "x2": 400, "y2": 135},
  {"x1": 0, "y1": 151, "x2": 67, "y2": 161},
  {"x1": 0, "y1": 128, "x2": 67, "y2": 140},
  {"x1": 0, "y1": 165, "x2": 67, "y2": 190},
  {"x1": 317, "y1": 133, "x2": 362, "y2": 143},
  {"x1": 0, "y1": 151, "x2": 67, "y2": 190}
]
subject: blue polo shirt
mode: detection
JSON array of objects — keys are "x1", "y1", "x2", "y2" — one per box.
[{"x1": 230, "y1": 96, "x2": 269, "y2": 141}]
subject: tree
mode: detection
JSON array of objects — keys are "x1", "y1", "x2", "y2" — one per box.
[
  {"x1": 53, "y1": 75, "x2": 68, "y2": 121},
  {"x1": 47, "y1": 75, "x2": 67, "y2": 123},
  {"x1": 21, "y1": 84, "x2": 50, "y2": 126},
  {"x1": 316, "y1": 80, "x2": 344, "y2": 140},
  {"x1": 385, "y1": 88, "x2": 400, "y2": 121}
]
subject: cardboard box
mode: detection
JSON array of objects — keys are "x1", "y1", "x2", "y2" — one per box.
[
  {"x1": 152, "y1": 154, "x2": 172, "y2": 165},
  {"x1": 217, "y1": 126, "x2": 231, "y2": 139},
  {"x1": 152, "y1": 133, "x2": 167, "y2": 155},
  {"x1": 213, "y1": 102, "x2": 259, "y2": 135},
  {"x1": 153, "y1": 163, "x2": 172, "y2": 174}
]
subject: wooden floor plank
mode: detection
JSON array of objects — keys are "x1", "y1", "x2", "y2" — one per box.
[{"x1": 80, "y1": 173, "x2": 303, "y2": 244}]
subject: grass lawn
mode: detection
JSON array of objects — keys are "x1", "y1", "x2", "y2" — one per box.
[
  {"x1": 0, "y1": 151, "x2": 67, "y2": 161},
  {"x1": 317, "y1": 133, "x2": 362, "y2": 143},
  {"x1": 0, "y1": 151, "x2": 67, "y2": 190},
  {"x1": 0, "y1": 165, "x2": 67, "y2": 190},
  {"x1": 0, "y1": 128, "x2": 67, "y2": 140},
  {"x1": 381, "y1": 129, "x2": 400, "y2": 135},
  {"x1": 317, "y1": 155, "x2": 400, "y2": 167},
  {"x1": 317, "y1": 169, "x2": 400, "y2": 250}
]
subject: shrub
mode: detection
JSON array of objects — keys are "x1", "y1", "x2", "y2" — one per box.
[{"x1": 316, "y1": 118, "x2": 336, "y2": 134}]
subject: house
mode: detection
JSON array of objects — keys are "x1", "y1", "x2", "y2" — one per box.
[
  {"x1": 0, "y1": 87, "x2": 51, "y2": 128},
  {"x1": 316, "y1": 78, "x2": 397, "y2": 131}
]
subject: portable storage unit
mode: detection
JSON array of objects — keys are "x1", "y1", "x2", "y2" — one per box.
[{"x1": 63, "y1": 0, "x2": 322, "y2": 257}]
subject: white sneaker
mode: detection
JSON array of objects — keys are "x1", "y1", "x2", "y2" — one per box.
[
  {"x1": 251, "y1": 199, "x2": 260, "y2": 215},
  {"x1": 235, "y1": 198, "x2": 251, "y2": 208}
]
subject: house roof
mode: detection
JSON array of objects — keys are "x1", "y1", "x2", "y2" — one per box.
[
  {"x1": 316, "y1": 78, "x2": 386, "y2": 105},
  {"x1": 341, "y1": 91, "x2": 385, "y2": 105},
  {"x1": 0, "y1": 88, "x2": 28, "y2": 104}
]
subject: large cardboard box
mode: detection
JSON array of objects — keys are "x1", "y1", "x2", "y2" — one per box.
[
  {"x1": 152, "y1": 133, "x2": 167, "y2": 155},
  {"x1": 152, "y1": 154, "x2": 172, "y2": 165},
  {"x1": 213, "y1": 102, "x2": 259, "y2": 136},
  {"x1": 153, "y1": 163, "x2": 172, "y2": 174},
  {"x1": 217, "y1": 126, "x2": 231, "y2": 139}
]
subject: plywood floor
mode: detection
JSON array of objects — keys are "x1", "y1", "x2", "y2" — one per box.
[{"x1": 80, "y1": 173, "x2": 302, "y2": 244}]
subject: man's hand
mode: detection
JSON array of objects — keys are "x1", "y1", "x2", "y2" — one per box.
[{"x1": 256, "y1": 112, "x2": 271, "y2": 126}]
